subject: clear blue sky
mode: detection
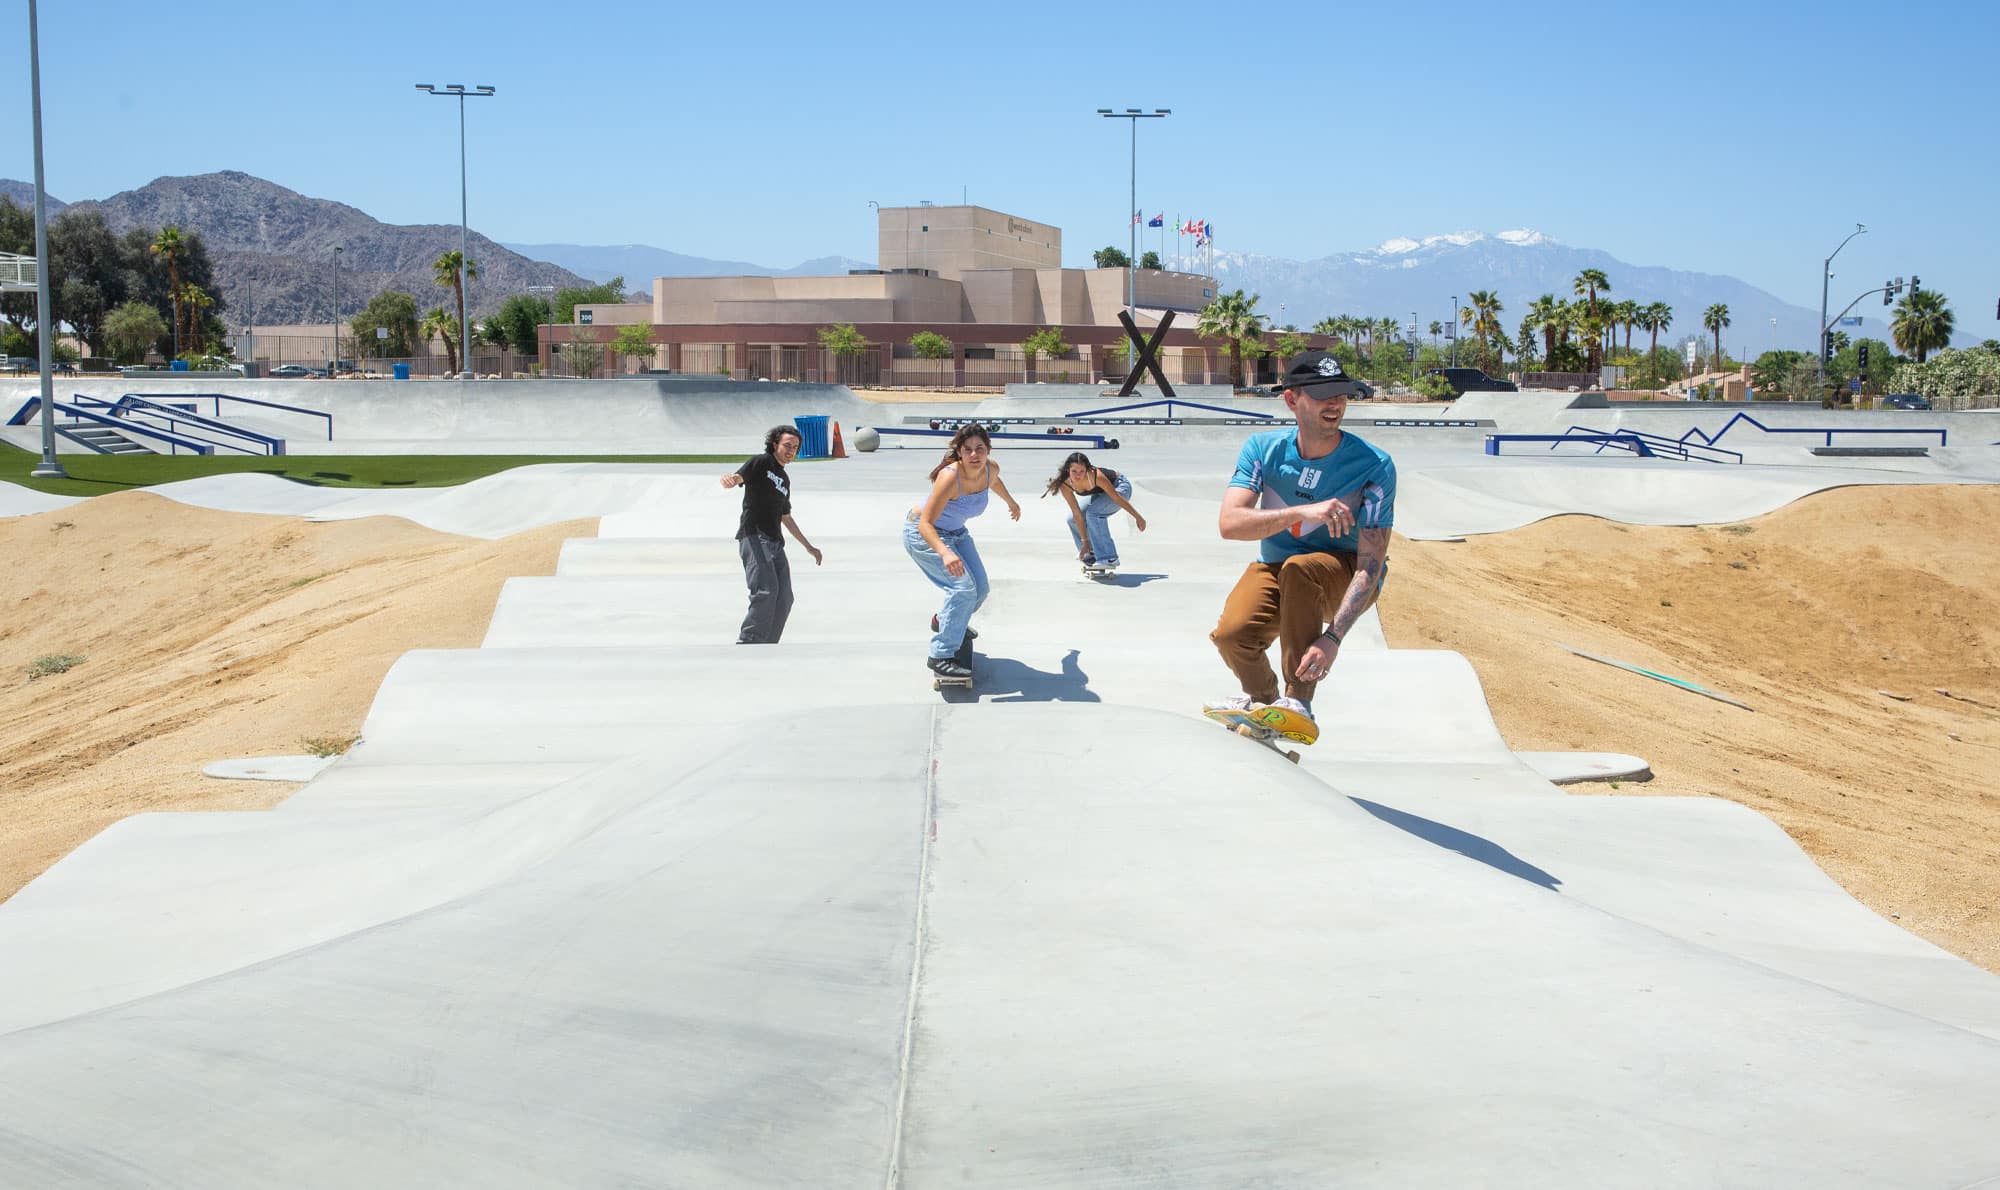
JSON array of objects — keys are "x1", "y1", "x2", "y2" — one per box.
[{"x1": 5, "y1": 0, "x2": 1995, "y2": 332}]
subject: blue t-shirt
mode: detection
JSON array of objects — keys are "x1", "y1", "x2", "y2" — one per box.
[{"x1": 1228, "y1": 429, "x2": 1396, "y2": 563}]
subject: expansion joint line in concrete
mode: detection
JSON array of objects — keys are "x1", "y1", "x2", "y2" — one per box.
[{"x1": 883, "y1": 705, "x2": 942, "y2": 1188}]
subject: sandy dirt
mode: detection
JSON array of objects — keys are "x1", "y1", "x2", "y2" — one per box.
[
  {"x1": 0, "y1": 494, "x2": 584, "y2": 904},
  {"x1": 0, "y1": 485, "x2": 1994, "y2": 974}
]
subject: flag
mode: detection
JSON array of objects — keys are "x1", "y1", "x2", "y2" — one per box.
[
  {"x1": 1147, "y1": 213, "x2": 1163, "y2": 228},
  {"x1": 1132, "y1": 210, "x2": 1143, "y2": 226}
]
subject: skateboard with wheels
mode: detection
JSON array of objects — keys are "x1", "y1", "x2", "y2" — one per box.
[
  {"x1": 1081, "y1": 564, "x2": 1116, "y2": 581},
  {"x1": 1202, "y1": 703, "x2": 1318, "y2": 764},
  {"x1": 931, "y1": 633, "x2": 976, "y2": 693}
]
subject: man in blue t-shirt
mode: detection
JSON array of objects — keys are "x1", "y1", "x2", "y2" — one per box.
[{"x1": 1206, "y1": 350, "x2": 1396, "y2": 729}]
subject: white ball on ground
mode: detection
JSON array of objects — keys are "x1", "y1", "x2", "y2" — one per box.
[{"x1": 854, "y1": 426, "x2": 881, "y2": 452}]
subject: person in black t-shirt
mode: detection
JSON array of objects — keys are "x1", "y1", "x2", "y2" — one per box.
[{"x1": 720, "y1": 425, "x2": 823, "y2": 643}]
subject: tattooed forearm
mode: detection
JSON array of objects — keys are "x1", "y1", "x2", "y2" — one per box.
[{"x1": 1328, "y1": 527, "x2": 1391, "y2": 640}]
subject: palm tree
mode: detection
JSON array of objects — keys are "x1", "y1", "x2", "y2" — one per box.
[
  {"x1": 1702, "y1": 303, "x2": 1732, "y2": 373},
  {"x1": 1196, "y1": 289, "x2": 1267, "y2": 387},
  {"x1": 179, "y1": 284, "x2": 214, "y2": 353},
  {"x1": 421, "y1": 305, "x2": 460, "y2": 376},
  {"x1": 1428, "y1": 320, "x2": 1442, "y2": 350},
  {"x1": 1465, "y1": 290, "x2": 1504, "y2": 374},
  {"x1": 1572, "y1": 268, "x2": 1610, "y2": 369},
  {"x1": 1526, "y1": 295, "x2": 1561, "y2": 362},
  {"x1": 432, "y1": 250, "x2": 481, "y2": 373},
  {"x1": 1643, "y1": 302, "x2": 1673, "y2": 359},
  {"x1": 149, "y1": 226, "x2": 186, "y2": 355},
  {"x1": 1891, "y1": 290, "x2": 1954, "y2": 363},
  {"x1": 1615, "y1": 299, "x2": 1640, "y2": 354},
  {"x1": 1312, "y1": 316, "x2": 1340, "y2": 346}
]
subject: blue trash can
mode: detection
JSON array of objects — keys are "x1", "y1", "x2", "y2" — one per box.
[
  {"x1": 169, "y1": 360, "x2": 189, "y2": 372},
  {"x1": 392, "y1": 363, "x2": 410, "y2": 380},
  {"x1": 793, "y1": 415, "x2": 830, "y2": 459}
]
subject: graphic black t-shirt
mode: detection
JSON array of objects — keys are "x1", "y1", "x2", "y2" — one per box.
[{"x1": 735, "y1": 453, "x2": 792, "y2": 540}]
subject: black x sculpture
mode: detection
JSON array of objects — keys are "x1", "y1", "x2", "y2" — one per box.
[{"x1": 1113, "y1": 309, "x2": 1178, "y2": 401}]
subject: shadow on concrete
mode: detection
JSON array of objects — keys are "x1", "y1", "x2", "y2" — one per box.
[
  {"x1": 978, "y1": 649, "x2": 1102, "y2": 703},
  {"x1": 1083, "y1": 571, "x2": 1171, "y2": 588},
  {"x1": 1350, "y1": 798, "x2": 1562, "y2": 891}
]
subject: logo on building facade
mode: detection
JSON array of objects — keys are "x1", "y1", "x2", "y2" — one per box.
[{"x1": 1007, "y1": 219, "x2": 1034, "y2": 235}]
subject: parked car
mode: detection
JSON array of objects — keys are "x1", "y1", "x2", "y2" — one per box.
[
  {"x1": 1426, "y1": 367, "x2": 1518, "y2": 395},
  {"x1": 269, "y1": 364, "x2": 316, "y2": 378},
  {"x1": 1878, "y1": 392, "x2": 1931, "y2": 410}
]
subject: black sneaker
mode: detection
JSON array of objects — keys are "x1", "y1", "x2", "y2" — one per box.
[
  {"x1": 927, "y1": 655, "x2": 972, "y2": 679},
  {"x1": 929, "y1": 614, "x2": 977, "y2": 640}
]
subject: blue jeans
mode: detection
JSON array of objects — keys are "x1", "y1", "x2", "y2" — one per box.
[
  {"x1": 1065, "y1": 474, "x2": 1132, "y2": 565},
  {"x1": 904, "y1": 519, "x2": 989, "y2": 658}
]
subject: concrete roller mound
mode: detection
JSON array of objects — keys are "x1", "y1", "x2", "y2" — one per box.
[{"x1": 4, "y1": 380, "x2": 2000, "y2": 1184}]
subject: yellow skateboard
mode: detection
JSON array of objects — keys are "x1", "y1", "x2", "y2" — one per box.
[{"x1": 1202, "y1": 703, "x2": 1318, "y2": 764}]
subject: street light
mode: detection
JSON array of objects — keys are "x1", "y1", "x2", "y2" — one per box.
[
  {"x1": 331, "y1": 245, "x2": 341, "y2": 371},
  {"x1": 1818, "y1": 222, "x2": 1865, "y2": 379},
  {"x1": 1450, "y1": 294, "x2": 1457, "y2": 367},
  {"x1": 415, "y1": 83, "x2": 496, "y2": 379},
  {"x1": 1096, "y1": 107, "x2": 1170, "y2": 320},
  {"x1": 527, "y1": 284, "x2": 556, "y2": 375},
  {"x1": 22, "y1": 0, "x2": 62, "y2": 478}
]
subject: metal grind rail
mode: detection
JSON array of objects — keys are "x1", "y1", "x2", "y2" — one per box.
[{"x1": 5, "y1": 396, "x2": 213, "y2": 455}]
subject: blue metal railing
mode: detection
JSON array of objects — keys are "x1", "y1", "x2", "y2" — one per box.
[
  {"x1": 147, "y1": 392, "x2": 334, "y2": 440},
  {"x1": 1676, "y1": 411, "x2": 1947, "y2": 449},
  {"x1": 103, "y1": 395, "x2": 286, "y2": 455},
  {"x1": 1063, "y1": 398, "x2": 1274, "y2": 420},
  {"x1": 871, "y1": 426, "x2": 1115, "y2": 449},
  {"x1": 5, "y1": 397, "x2": 213, "y2": 454},
  {"x1": 1553, "y1": 424, "x2": 1744, "y2": 463}
]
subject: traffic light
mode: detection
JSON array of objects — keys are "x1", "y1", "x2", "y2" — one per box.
[
  {"x1": 1910, "y1": 275, "x2": 1920, "y2": 298},
  {"x1": 1821, "y1": 332, "x2": 1834, "y2": 365},
  {"x1": 1884, "y1": 280, "x2": 1894, "y2": 306},
  {"x1": 1857, "y1": 343, "x2": 1869, "y2": 371}
]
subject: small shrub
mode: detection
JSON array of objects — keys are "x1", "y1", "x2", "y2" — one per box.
[
  {"x1": 300, "y1": 734, "x2": 359, "y2": 758},
  {"x1": 1720, "y1": 524, "x2": 1755, "y2": 535},
  {"x1": 27, "y1": 653, "x2": 85, "y2": 680}
]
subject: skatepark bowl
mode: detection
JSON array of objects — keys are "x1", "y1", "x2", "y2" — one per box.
[{"x1": 2, "y1": 376, "x2": 1999, "y2": 1187}]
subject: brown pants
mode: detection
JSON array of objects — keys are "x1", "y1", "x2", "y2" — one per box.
[{"x1": 1209, "y1": 551, "x2": 1367, "y2": 705}]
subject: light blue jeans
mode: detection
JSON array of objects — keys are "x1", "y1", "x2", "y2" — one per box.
[
  {"x1": 1065, "y1": 474, "x2": 1133, "y2": 565},
  {"x1": 904, "y1": 519, "x2": 990, "y2": 658}
]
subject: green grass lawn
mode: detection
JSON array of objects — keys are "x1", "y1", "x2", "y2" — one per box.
[{"x1": 1, "y1": 443, "x2": 750, "y2": 498}]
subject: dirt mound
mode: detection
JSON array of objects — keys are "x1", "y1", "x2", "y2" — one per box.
[
  {"x1": 0, "y1": 493, "x2": 584, "y2": 901},
  {"x1": 1381, "y1": 485, "x2": 2000, "y2": 970}
]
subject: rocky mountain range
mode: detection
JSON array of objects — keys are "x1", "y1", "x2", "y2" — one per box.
[
  {"x1": 504, "y1": 241, "x2": 870, "y2": 285},
  {"x1": 5, "y1": 173, "x2": 1952, "y2": 352},
  {"x1": 2, "y1": 172, "x2": 597, "y2": 326},
  {"x1": 1199, "y1": 230, "x2": 1918, "y2": 356}
]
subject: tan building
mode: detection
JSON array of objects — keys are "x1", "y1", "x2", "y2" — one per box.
[{"x1": 559, "y1": 203, "x2": 1291, "y2": 387}]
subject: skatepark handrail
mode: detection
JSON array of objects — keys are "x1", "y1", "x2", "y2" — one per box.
[
  {"x1": 1484, "y1": 431, "x2": 1662, "y2": 458},
  {"x1": 4, "y1": 396, "x2": 213, "y2": 454},
  {"x1": 168, "y1": 392, "x2": 334, "y2": 440},
  {"x1": 104, "y1": 395, "x2": 287, "y2": 456},
  {"x1": 871, "y1": 426, "x2": 1113, "y2": 449},
  {"x1": 1678, "y1": 411, "x2": 1948, "y2": 449},
  {"x1": 1556, "y1": 424, "x2": 1745, "y2": 463},
  {"x1": 1063, "y1": 398, "x2": 1275, "y2": 420}
]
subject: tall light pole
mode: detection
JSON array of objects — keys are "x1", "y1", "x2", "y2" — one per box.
[
  {"x1": 1096, "y1": 108, "x2": 1169, "y2": 320},
  {"x1": 416, "y1": 83, "x2": 496, "y2": 379},
  {"x1": 23, "y1": 0, "x2": 62, "y2": 478},
  {"x1": 330, "y1": 245, "x2": 341, "y2": 370},
  {"x1": 1450, "y1": 294, "x2": 1458, "y2": 367},
  {"x1": 1817, "y1": 222, "x2": 1865, "y2": 380},
  {"x1": 527, "y1": 283, "x2": 556, "y2": 375}
]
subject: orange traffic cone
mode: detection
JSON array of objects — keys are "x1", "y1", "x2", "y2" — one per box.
[{"x1": 831, "y1": 422, "x2": 848, "y2": 459}]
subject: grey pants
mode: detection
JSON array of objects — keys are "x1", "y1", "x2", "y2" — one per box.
[{"x1": 737, "y1": 532, "x2": 794, "y2": 643}]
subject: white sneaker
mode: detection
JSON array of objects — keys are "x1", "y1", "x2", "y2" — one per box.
[
  {"x1": 1269, "y1": 695, "x2": 1314, "y2": 721},
  {"x1": 1203, "y1": 693, "x2": 1257, "y2": 714}
]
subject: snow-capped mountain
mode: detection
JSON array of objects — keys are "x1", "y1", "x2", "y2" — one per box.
[{"x1": 1194, "y1": 230, "x2": 1895, "y2": 355}]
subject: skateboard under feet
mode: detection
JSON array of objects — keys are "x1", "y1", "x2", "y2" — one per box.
[
  {"x1": 931, "y1": 636, "x2": 976, "y2": 692},
  {"x1": 1202, "y1": 704, "x2": 1319, "y2": 764}
]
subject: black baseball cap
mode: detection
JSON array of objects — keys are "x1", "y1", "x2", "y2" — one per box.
[{"x1": 1274, "y1": 350, "x2": 1366, "y2": 395}]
